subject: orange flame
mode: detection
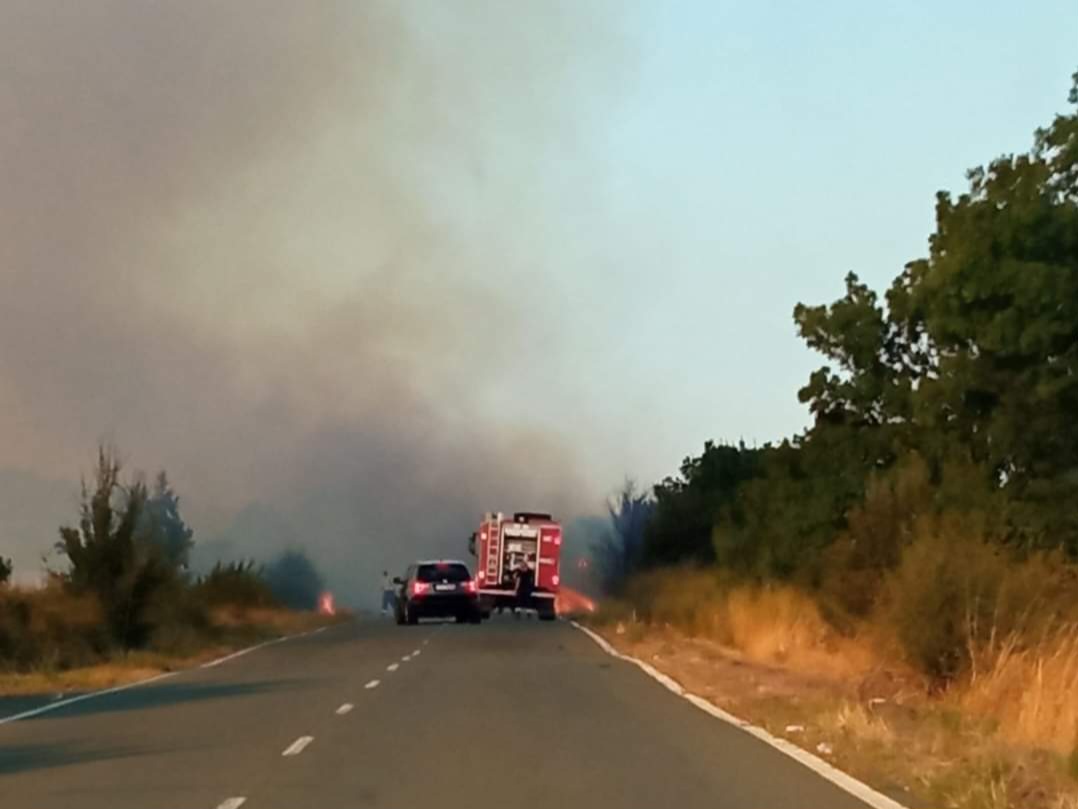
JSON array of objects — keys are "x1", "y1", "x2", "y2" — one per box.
[
  {"x1": 318, "y1": 592, "x2": 336, "y2": 616},
  {"x1": 555, "y1": 586, "x2": 596, "y2": 616}
]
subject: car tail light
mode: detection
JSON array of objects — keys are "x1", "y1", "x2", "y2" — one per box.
[
  {"x1": 411, "y1": 581, "x2": 430, "y2": 597},
  {"x1": 463, "y1": 579, "x2": 478, "y2": 594}
]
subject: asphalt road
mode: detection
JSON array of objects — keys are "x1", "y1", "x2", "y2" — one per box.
[{"x1": 0, "y1": 617, "x2": 877, "y2": 809}]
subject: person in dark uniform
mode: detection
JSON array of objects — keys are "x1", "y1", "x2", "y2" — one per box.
[{"x1": 512, "y1": 559, "x2": 535, "y2": 618}]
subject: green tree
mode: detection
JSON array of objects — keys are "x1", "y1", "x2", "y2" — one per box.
[
  {"x1": 593, "y1": 479, "x2": 653, "y2": 591},
  {"x1": 795, "y1": 70, "x2": 1078, "y2": 553},
  {"x1": 643, "y1": 441, "x2": 761, "y2": 566},
  {"x1": 138, "y1": 471, "x2": 195, "y2": 569},
  {"x1": 56, "y1": 447, "x2": 177, "y2": 648},
  {"x1": 264, "y1": 549, "x2": 324, "y2": 610}
]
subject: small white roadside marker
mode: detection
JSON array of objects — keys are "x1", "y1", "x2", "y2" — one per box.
[
  {"x1": 216, "y1": 799, "x2": 246, "y2": 809},
  {"x1": 386, "y1": 662, "x2": 399, "y2": 672},
  {"x1": 282, "y1": 736, "x2": 314, "y2": 757},
  {"x1": 336, "y1": 703, "x2": 354, "y2": 715},
  {"x1": 364, "y1": 679, "x2": 380, "y2": 689}
]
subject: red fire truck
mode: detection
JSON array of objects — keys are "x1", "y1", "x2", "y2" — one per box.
[{"x1": 468, "y1": 511, "x2": 561, "y2": 621}]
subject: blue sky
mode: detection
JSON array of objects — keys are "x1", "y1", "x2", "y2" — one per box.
[{"x1": 551, "y1": 0, "x2": 1078, "y2": 484}]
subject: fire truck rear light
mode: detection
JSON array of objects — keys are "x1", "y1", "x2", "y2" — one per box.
[
  {"x1": 552, "y1": 575, "x2": 560, "y2": 586},
  {"x1": 477, "y1": 570, "x2": 485, "y2": 580}
]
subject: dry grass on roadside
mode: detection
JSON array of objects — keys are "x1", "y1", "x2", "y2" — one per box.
[
  {"x1": 622, "y1": 568, "x2": 880, "y2": 682},
  {"x1": 0, "y1": 605, "x2": 343, "y2": 697},
  {"x1": 961, "y1": 625, "x2": 1078, "y2": 755}
]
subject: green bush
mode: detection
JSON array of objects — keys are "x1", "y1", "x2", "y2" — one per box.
[
  {"x1": 194, "y1": 561, "x2": 277, "y2": 608},
  {"x1": 880, "y1": 515, "x2": 1073, "y2": 681}
]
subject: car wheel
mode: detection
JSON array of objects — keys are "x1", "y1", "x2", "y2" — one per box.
[{"x1": 406, "y1": 604, "x2": 418, "y2": 625}]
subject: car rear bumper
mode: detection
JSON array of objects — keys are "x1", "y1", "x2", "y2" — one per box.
[{"x1": 409, "y1": 594, "x2": 480, "y2": 617}]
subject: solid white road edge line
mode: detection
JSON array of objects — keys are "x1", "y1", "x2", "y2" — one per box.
[
  {"x1": 201, "y1": 636, "x2": 289, "y2": 669},
  {"x1": 365, "y1": 679, "x2": 380, "y2": 689},
  {"x1": 336, "y1": 703, "x2": 354, "y2": 715},
  {"x1": 215, "y1": 798, "x2": 247, "y2": 809},
  {"x1": 0, "y1": 627, "x2": 319, "y2": 725},
  {"x1": 0, "y1": 670, "x2": 179, "y2": 726},
  {"x1": 281, "y1": 735, "x2": 314, "y2": 757},
  {"x1": 386, "y1": 663, "x2": 399, "y2": 672},
  {"x1": 570, "y1": 621, "x2": 909, "y2": 809}
]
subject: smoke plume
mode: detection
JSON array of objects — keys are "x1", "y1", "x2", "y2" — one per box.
[{"x1": 1, "y1": 2, "x2": 637, "y2": 600}]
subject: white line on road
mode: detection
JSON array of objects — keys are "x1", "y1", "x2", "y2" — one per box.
[
  {"x1": 365, "y1": 679, "x2": 380, "y2": 689},
  {"x1": 412, "y1": 649, "x2": 421, "y2": 656},
  {"x1": 215, "y1": 799, "x2": 246, "y2": 809},
  {"x1": 202, "y1": 636, "x2": 288, "y2": 669},
  {"x1": 313, "y1": 626, "x2": 328, "y2": 635},
  {"x1": 401, "y1": 655, "x2": 412, "y2": 662},
  {"x1": 386, "y1": 662, "x2": 399, "y2": 672},
  {"x1": 570, "y1": 622, "x2": 909, "y2": 809},
  {"x1": 0, "y1": 671, "x2": 178, "y2": 726},
  {"x1": 282, "y1": 736, "x2": 314, "y2": 757},
  {"x1": 336, "y1": 703, "x2": 354, "y2": 715}
]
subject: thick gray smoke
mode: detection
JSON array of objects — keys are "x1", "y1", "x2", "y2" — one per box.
[{"x1": 0, "y1": 2, "x2": 636, "y2": 601}]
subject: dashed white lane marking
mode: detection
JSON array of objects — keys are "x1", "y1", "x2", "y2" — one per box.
[
  {"x1": 336, "y1": 703, "x2": 354, "y2": 715},
  {"x1": 401, "y1": 654, "x2": 412, "y2": 662},
  {"x1": 282, "y1": 736, "x2": 314, "y2": 757},
  {"x1": 570, "y1": 622, "x2": 909, "y2": 809},
  {"x1": 313, "y1": 626, "x2": 328, "y2": 634},
  {"x1": 216, "y1": 799, "x2": 246, "y2": 809},
  {"x1": 412, "y1": 649, "x2": 421, "y2": 656},
  {"x1": 365, "y1": 679, "x2": 380, "y2": 689},
  {"x1": 386, "y1": 662, "x2": 399, "y2": 672},
  {"x1": 422, "y1": 639, "x2": 429, "y2": 646}
]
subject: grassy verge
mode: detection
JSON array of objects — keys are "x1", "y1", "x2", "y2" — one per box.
[
  {"x1": 0, "y1": 605, "x2": 344, "y2": 697},
  {"x1": 587, "y1": 573, "x2": 1078, "y2": 809}
]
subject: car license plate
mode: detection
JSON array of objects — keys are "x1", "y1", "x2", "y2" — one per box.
[{"x1": 434, "y1": 584, "x2": 456, "y2": 592}]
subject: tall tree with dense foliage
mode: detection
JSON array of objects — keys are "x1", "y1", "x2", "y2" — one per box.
[
  {"x1": 139, "y1": 471, "x2": 195, "y2": 568},
  {"x1": 56, "y1": 448, "x2": 179, "y2": 647}
]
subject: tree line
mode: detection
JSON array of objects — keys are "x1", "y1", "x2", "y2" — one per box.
[{"x1": 599, "y1": 70, "x2": 1078, "y2": 680}]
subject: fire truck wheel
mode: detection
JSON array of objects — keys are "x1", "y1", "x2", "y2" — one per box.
[{"x1": 538, "y1": 604, "x2": 557, "y2": 622}]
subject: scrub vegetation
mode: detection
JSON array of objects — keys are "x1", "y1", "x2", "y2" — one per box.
[{"x1": 0, "y1": 447, "x2": 334, "y2": 693}]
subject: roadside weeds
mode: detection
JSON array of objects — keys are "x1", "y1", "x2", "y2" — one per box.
[{"x1": 0, "y1": 608, "x2": 343, "y2": 697}]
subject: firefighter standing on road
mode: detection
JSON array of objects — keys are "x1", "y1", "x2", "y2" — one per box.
[{"x1": 512, "y1": 558, "x2": 535, "y2": 618}]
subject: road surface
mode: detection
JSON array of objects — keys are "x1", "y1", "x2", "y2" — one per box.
[{"x1": 0, "y1": 618, "x2": 879, "y2": 809}]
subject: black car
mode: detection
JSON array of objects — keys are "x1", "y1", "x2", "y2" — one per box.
[{"x1": 394, "y1": 560, "x2": 482, "y2": 625}]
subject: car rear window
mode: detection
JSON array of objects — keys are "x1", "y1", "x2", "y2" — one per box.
[{"x1": 417, "y1": 563, "x2": 471, "y2": 583}]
